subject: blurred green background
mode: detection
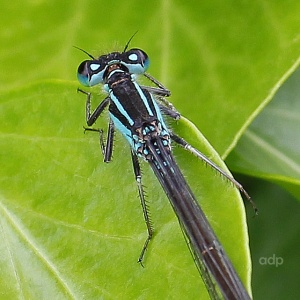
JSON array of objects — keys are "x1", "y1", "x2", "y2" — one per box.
[{"x1": 1, "y1": 1, "x2": 300, "y2": 299}]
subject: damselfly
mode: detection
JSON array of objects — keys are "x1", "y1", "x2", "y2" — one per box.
[{"x1": 76, "y1": 39, "x2": 255, "y2": 299}]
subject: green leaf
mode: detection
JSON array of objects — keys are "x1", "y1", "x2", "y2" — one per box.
[
  {"x1": 1, "y1": 82, "x2": 250, "y2": 299},
  {"x1": 226, "y1": 63, "x2": 300, "y2": 300},
  {"x1": 1, "y1": 1, "x2": 300, "y2": 299},
  {"x1": 2, "y1": 1, "x2": 300, "y2": 155}
]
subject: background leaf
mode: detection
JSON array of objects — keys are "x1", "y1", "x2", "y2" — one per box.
[
  {"x1": 227, "y1": 67, "x2": 300, "y2": 198},
  {"x1": 0, "y1": 81, "x2": 251, "y2": 299},
  {"x1": 227, "y1": 58, "x2": 300, "y2": 300},
  {"x1": 237, "y1": 175, "x2": 300, "y2": 300},
  {"x1": 1, "y1": 1, "x2": 300, "y2": 299}
]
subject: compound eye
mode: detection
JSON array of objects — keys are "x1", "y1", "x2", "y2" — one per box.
[
  {"x1": 77, "y1": 60, "x2": 90, "y2": 86},
  {"x1": 77, "y1": 60, "x2": 106, "y2": 86},
  {"x1": 124, "y1": 48, "x2": 150, "y2": 74}
]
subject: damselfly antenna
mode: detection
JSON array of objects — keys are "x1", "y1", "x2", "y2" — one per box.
[
  {"x1": 73, "y1": 46, "x2": 95, "y2": 59},
  {"x1": 123, "y1": 31, "x2": 139, "y2": 53}
]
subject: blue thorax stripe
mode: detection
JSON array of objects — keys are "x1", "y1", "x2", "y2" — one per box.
[
  {"x1": 110, "y1": 92, "x2": 135, "y2": 126},
  {"x1": 134, "y1": 82, "x2": 155, "y2": 116}
]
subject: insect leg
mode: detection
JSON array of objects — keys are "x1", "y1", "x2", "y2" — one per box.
[
  {"x1": 131, "y1": 150, "x2": 154, "y2": 266},
  {"x1": 170, "y1": 132, "x2": 258, "y2": 214}
]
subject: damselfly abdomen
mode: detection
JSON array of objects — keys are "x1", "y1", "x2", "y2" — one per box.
[{"x1": 76, "y1": 41, "x2": 254, "y2": 300}]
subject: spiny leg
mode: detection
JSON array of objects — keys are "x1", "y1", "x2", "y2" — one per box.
[
  {"x1": 131, "y1": 150, "x2": 154, "y2": 266},
  {"x1": 84, "y1": 127, "x2": 106, "y2": 157},
  {"x1": 78, "y1": 88, "x2": 114, "y2": 161},
  {"x1": 158, "y1": 103, "x2": 181, "y2": 120},
  {"x1": 103, "y1": 118, "x2": 114, "y2": 162},
  {"x1": 84, "y1": 119, "x2": 115, "y2": 163},
  {"x1": 170, "y1": 132, "x2": 258, "y2": 214},
  {"x1": 143, "y1": 72, "x2": 171, "y2": 97},
  {"x1": 77, "y1": 88, "x2": 110, "y2": 126}
]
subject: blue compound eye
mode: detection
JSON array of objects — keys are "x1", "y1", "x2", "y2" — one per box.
[
  {"x1": 77, "y1": 60, "x2": 106, "y2": 86},
  {"x1": 122, "y1": 48, "x2": 150, "y2": 74}
]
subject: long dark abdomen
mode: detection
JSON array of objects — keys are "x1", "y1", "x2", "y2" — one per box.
[{"x1": 146, "y1": 137, "x2": 251, "y2": 300}]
